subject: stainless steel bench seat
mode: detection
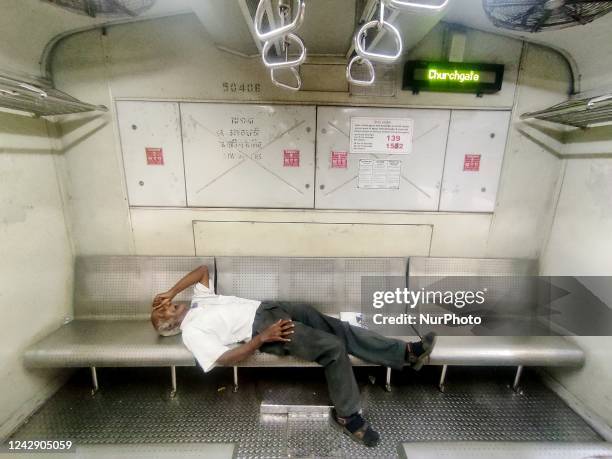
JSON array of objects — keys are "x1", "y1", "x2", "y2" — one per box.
[
  {"x1": 24, "y1": 323, "x2": 584, "y2": 369},
  {"x1": 425, "y1": 335, "x2": 584, "y2": 367},
  {"x1": 399, "y1": 441, "x2": 612, "y2": 459},
  {"x1": 22, "y1": 256, "x2": 585, "y2": 395},
  {"x1": 24, "y1": 320, "x2": 195, "y2": 368},
  {"x1": 22, "y1": 319, "x2": 374, "y2": 369}
]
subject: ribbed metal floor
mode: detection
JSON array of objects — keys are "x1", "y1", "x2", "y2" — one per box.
[{"x1": 7, "y1": 366, "x2": 602, "y2": 458}]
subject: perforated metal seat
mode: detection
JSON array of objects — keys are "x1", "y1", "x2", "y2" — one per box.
[
  {"x1": 22, "y1": 255, "x2": 585, "y2": 396},
  {"x1": 23, "y1": 320, "x2": 195, "y2": 368},
  {"x1": 22, "y1": 319, "x2": 375, "y2": 369},
  {"x1": 405, "y1": 257, "x2": 585, "y2": 391},
  {"x1": 394, "y1": 335, "x2": 584, "y2": 367},
  {"x1": 399, "y1": 441, "x2": 612, "y2": 459}
]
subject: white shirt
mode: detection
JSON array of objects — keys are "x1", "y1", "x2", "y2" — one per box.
[{"x1": 180, "y1": 282, "x2": 260, "y2": 373}]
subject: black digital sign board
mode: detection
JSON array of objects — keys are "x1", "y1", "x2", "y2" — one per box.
[{"x1": 403, "y1": 60, "x2": 505, "y2": 95}]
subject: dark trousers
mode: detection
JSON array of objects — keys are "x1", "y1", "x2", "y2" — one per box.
[{"x1": 251, "y1": 301, "x2": 407, "y2": 417}]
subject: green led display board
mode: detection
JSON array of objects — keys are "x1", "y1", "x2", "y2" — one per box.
[{"x1": 403, "y1": 60, "x2": 504, "y2": 95}]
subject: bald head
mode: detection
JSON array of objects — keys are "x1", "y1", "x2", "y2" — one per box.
[{"x1": 150, "y1": 302, "x2": 186, "y2": 337}]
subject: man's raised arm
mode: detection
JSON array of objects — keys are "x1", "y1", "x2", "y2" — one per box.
[
  {"x1": 215, "y1": 319, "x2": 295, "y2": 366},
  {"x1": 153, "y1": 265, "x2": 209, "y2": 308}
]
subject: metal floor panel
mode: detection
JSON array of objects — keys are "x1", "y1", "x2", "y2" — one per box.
[
  {"x1": 0, "y1": 443, "x2": 235, "y2": 459},
  {"x1": 7, "y1": 367, "x2": 602, "y2": 459}
]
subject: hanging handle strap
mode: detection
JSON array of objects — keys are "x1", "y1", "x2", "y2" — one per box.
[
  {"x1": 354, "y1": 2, "x2": 403, "y2": 63},
  {"x1": 346, "y1": 56, "x2": 376, "y2": 86},
  {"x1": 262, "y1": 33, "x2": 307, "y2": 69},
  {"x1": 270, "y1": 66, "x2": 301, "y2": 91},
  {"x1": 254, "y1": 0, "x2": 305, "y2": 42}
]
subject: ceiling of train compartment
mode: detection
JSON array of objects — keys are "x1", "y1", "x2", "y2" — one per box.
[
  {"x1": 0, "y1": 0, "x2": 611, "y2": 93},
  {"x1": 443, "y1": 0, "x2": 612, "y2": 93}
]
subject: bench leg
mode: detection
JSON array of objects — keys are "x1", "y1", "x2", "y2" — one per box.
[
  {"x1": 385, "y1": 367, "x2": 392, "y2": 392},
  {"x1": 90, "y1": 366, "x2": 99, "y2": 396},
  {"x1": 439, "y1": 365, "x2": 448, "y2": 393},
  {"x1": 170, "y1": 366, "x2": 177, "y2": 398},
  {"x1": 233, "y1": 366, "x2": 239, "y2": 393},
  {"x1": 512, "y1": 365, "x2": 523, "y2": 393}
]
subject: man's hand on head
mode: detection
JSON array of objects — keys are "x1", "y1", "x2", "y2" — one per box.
[
  {"x1": 152, "y1": 290, "x2": 174, "y2": 309},
  {"x1": 259, "y1": 319, "x2": 295, "y2": 343}
]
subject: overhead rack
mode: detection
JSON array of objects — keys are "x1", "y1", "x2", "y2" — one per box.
[
  {"x1": 0, "y1": 74, "x2": 107, "y2": 117},
  {"x1": 521, "y1": 94, "x2": 612, "y2": 128}
]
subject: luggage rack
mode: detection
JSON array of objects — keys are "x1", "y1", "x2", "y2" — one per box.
[
  {"x1": 521, "y1": 94, "x2": 612, "y2": 128},
  {"x1": 0, "y1": 74, "x2": 107, "y2": 117}
]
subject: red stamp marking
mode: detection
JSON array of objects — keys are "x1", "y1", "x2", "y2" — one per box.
[
  {"x1": 146, "y1": 147, "x2": 164, "y2": 165},
  {"x1": 283, "y1": 149, "x2": 300, "y2": 167},
  {"x1": 463, "y1": 154, "x2": 481, "y2": 172},
  {"x1": 331, "y1": 151, "x2": 348, "y2": 169}
]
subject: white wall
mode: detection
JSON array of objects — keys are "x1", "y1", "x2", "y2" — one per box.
[
  {"x1": 0, "y1": 113, "x2": 74, "y2": 440},
  {"x1": 541, "y1": 157, "x2": 612, "y2": 428},
  {"x1": 0, "y1": 0, "x2": 191, "y2": 78},
  {"x1": 51, "y1": 14, "x2": 571, "y2": 260},
  {"x1": 444, "y1": 0, "x2": 612, "y2": 94}
]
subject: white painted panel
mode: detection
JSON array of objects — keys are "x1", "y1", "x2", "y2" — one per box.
[
  {"x1": 130, "y1": 208, "x2": 493, "y2": 258},
  {"x1": 439, "y1": 110, "x2": 510, "y2": 212},
  {"x1": 0, "y1": 112, "x2": 73, "y2": 438},
  {"x1": 194, "y1": 221, "x2": 432, "y2": 257},
  {"x1": 315, "y1": 107, "x2": 450, "y2": 211},
  {"x1": 182, "y1": 103, "x2": 316, "y2": 208},
  {"x1": 116, "y1": 101, "x2": 186, "y2": 206}
]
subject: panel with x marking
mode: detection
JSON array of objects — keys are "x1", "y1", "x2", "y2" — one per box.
[
  {"x1": 315, "y1": 106, "x2": 451, "y2": 211},
  {"x1": 181, "y1": 103, "x2": 316, "y2": 208}
]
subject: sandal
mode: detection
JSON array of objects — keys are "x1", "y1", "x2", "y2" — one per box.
[
  {"x1": 409, "y1": 332, "x2": 437, "y2": 371},
  {"x1": 330, "y1": 408, "x2": 380, "y2": 447}
]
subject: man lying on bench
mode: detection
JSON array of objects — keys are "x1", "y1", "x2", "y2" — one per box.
[{"x1": 150, "y1": 265, "x2": 435, "y2": 448}]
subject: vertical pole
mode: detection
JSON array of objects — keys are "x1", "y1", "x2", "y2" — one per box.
[
  {"x1": 512, "y1": 365, "x2": 523, "y2": 392},
  {"x1": 90, "y1": 366, "x2": 99, "y2": 396},
  {"x1": 170, "y1": 366, "x2": 177, "y2": 398},
  {"x1": 385, "y1": 367, "x2": 392, "y2": 392},
  {"x1": 439, "y1": 365, "x2": 448, "y2": 392},
  {"x1": 233, "y1": 366, "x2": 239, "y2": 393}
]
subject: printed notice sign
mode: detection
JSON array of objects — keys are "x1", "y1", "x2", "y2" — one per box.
[
  {"x1": 145, "y1": 147, "x2": 164, "y2": 165},
  {"x1": 283, "y1": 149, "x2": 300, "y2": 167},
  {"x1": 358, "y1": 159, "x2": 401, "y2": 189},
  {"x1": 350, "y1": 117, "x2": 413, "y2": 155},
  {"x1": 331, "y1": 151, "x2": 348, "y2": 169},
  {"x1": 463, "y1": 154, "x2": 481, "y2": 172}
]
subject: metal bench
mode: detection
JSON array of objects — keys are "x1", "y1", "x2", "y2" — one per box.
[
  {"x1": 23, "y1": 255, "x2": 408, "y2": 394},
  {"x1": 399, "y1": 441, "x2": 612, "y2": 459},
  {"x1": 24, "y1": 255, "x2": 584, "y2": 397},
  {"x1": 24, "y1": 256, "x2": 213, "y2": 396},
  {"x1": 216, "y1": 256, "x2": 409, "y2": 391},
  {"x1": 407, "y1": 257, "x2": 585, "y2": 391}
]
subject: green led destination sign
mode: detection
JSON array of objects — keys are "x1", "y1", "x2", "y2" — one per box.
[
  {"x1": 403, "y1": 60, "x2": 504, "y2": 95},
  {"x1": 427, "y1": 68, "x2": 482, "y2": 83}
]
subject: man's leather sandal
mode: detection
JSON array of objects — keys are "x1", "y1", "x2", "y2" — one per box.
[
  {"x1": 331, "y1": 409, "x2": 380, "y2": 447},
  {"x1": 410, "y1": 332, "x2": 437, "y2": 371}
]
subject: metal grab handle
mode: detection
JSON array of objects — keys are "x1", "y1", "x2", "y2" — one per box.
[
  {"x1": 587, "y1": 94, "x2": 612, "y2": 109},
  {"x1": 262, "y1": 33, "x2": 306, "y2": 69},
  {"x1": 270, "y1": 66, "x2": 301, "y2": 91},
  {"x1": 346, "y1": 56, "x2": 376, "y2": 86},
  {"x1": 354, "y1": 19, "x2": 403, "y2": 63},
  {"x1": 354, "y1": 2, "x2": 402, "y2": 63},
  {"x1": 254, "y1": 0, "x2": 305, "y2": 42},
  {"x1": 18, "y1": 83, "x2": 48, "y2": 98},
  {"x1": 385, "y1": 0, "x2": 450, "y2": 13}
]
